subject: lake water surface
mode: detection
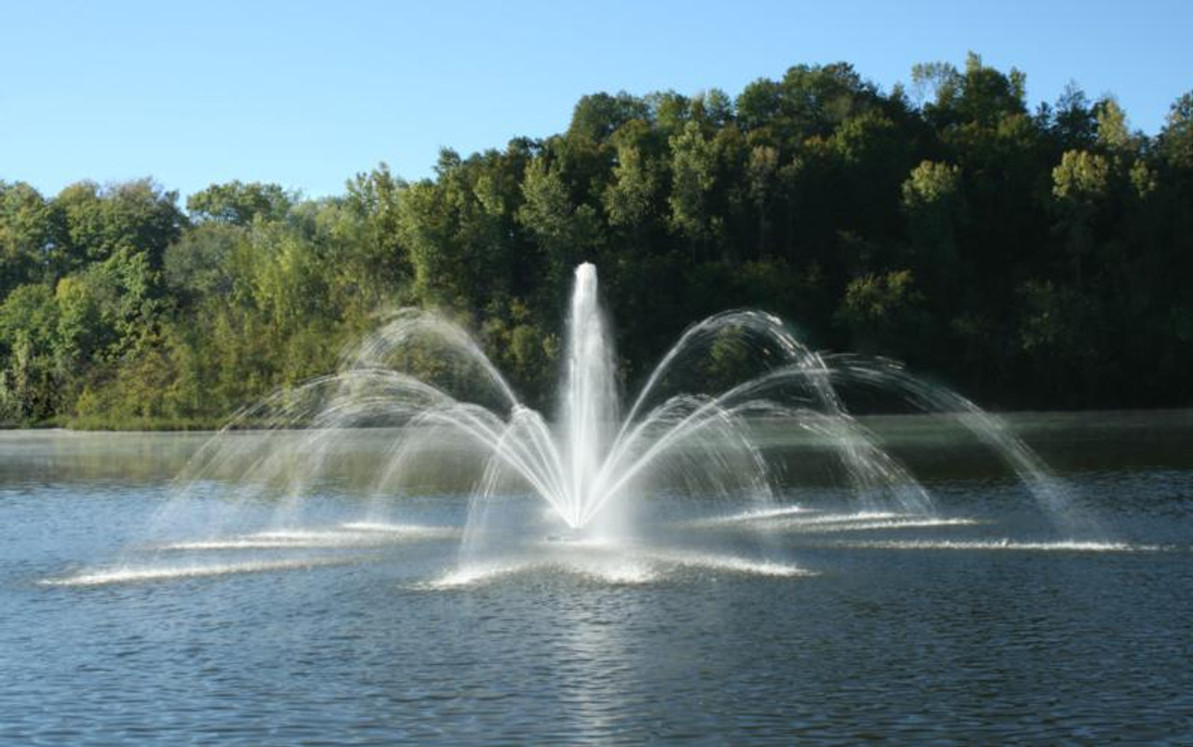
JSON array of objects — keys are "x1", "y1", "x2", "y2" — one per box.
[{"x1": 2, "y1": 411, "x2": 1192, "y2": 744}]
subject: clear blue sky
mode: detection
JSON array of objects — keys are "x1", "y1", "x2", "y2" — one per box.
[{"x1": 3, "y1": 0, "x2": 1189, "y2": 201}]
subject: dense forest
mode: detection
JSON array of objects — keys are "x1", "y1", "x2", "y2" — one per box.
[{"x1": 2, "y1": 54, "x2": 1192, "y2": 428}]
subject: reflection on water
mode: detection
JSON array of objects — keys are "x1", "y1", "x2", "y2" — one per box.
[{"x1": 2, "y1": 412, "x2": 1192, "y2": 743}]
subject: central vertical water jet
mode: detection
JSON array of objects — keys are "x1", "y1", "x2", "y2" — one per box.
[{"x1": 562, "y1": 264, "x2": 619, "y2": 528}]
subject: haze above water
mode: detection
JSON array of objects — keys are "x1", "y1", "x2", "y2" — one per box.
[{"x1": 3, "y1": 412, "x2": 1192, "y2": 743}]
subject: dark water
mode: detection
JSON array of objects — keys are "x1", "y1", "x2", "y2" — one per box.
[{"x1": 2, "y1": 412, "x2": 1192, "y2": 744}]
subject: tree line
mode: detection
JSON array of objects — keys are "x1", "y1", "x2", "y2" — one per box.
[{"x1": 2, "y1": 54, "x2": 1191, "y2": 427}]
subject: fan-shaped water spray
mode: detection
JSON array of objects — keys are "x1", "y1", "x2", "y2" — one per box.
[{"x1": 62, "y1": 262, "x2": 1103, "y2": 588}]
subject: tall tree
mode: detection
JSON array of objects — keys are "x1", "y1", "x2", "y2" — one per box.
[{"x1": 187, "y1": 181, "x2": 294, "y2": 225}]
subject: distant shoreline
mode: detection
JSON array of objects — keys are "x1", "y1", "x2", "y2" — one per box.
[{"x1": 4, "y1": 406, "x2": 1190, "y2": 434}]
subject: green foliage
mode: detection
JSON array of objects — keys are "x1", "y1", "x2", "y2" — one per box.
[
  {"x1": 163, "y1": 221, "x2": 244, "y2": 303},
  {"x1": 481, "y1": 300, "x2": 560, "y2": 407},
  {"x1": 54, "y1": 179, "x2": 184, "y2": 268},
  {"x1": 187, "y1": 181, "x2": 294, "y2": 225},
  {"x1": 3, "y1": 55, "x2": 1192, "y2": 427},
  {"x1": 704, "y1": 324, "x2": 754, "y2": 391},
  {"x1": 1052, "y1": 150, "x2": 1112, "y2": 289},
  {"x1": 0, "y1": 182, "x2": 55, "y2": 295},
  {"x1": 0, "y1": 284, "x2": 62, "y2": 421},
  {"x1": 668, "y1": 120, "x2": 725, "y2": 248},
  {"x1": 344, "y1": 163, "x2": 408, "y2": 288},
  {"x1": 518, "y1": 155, "x2": 601, "y2": 270},
  {"x1": 1095, "y1": 98, "x2": 1131, "y2": 151},
  {"x1": 901, "y1": 160, "x2": 965, "y2": 290},
  {"x1": 1160, "y1": 92, "x2": 1193, "y2": 169},
  {"x1": 603, "y1": 120, "x2": 665, "y2": 234},
  {"x1": 1049, "y1": 82, "x2": 1097, "y2": 150},
  {"x1": 836, "y1": 270, "x2": 929, "y2": 358},
  {"x1": 1052, "y1": 150, "x2": 1111, "y2": 201},
  {"x1": 568, "y1": 92, "x2": 651, "y2": 143}
]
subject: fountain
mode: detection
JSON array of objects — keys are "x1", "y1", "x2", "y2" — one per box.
[{"x1": 58, "y1": 263, "x2": 1104, "y2": 588}]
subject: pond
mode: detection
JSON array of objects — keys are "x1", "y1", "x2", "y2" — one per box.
[{"x1": 2, "y1": 411, "x2": 1192, "y2": 743}]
